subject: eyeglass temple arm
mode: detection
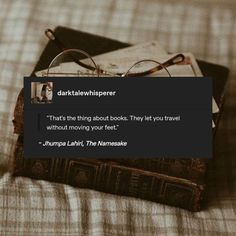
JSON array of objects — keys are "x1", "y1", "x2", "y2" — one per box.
[
  {"x1": 162, "y1": 54, "x2": 185, "y2": 67},
  {"x1": 151, "y1": 53, "x2": 185, "y2": 74},
  {"x1": 148, "y1": 54, "x2": 185, "y2": 74},
  {"x1": 121, "y1": 54, "x2": 185, "y2": 77},
  {"x1": 45, "y1": 29, "x2": 100, "y2": 73}
]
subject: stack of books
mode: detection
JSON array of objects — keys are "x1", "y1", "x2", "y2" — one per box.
[{"x1": 13, "y1": 26, "x2": 229, "y2": 211}]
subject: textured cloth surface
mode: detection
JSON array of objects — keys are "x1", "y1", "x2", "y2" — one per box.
[{"x1": 0, "y1": 0, "x2": 236, "y2": 235}]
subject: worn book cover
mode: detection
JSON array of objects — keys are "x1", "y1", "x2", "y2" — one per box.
[{"x1": 12, "y1": 26, "x2": 229, "y2": 211}]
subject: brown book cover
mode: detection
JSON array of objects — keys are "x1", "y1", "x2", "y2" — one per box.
[{"x1": 12, "y1": 26, "x2": 229, "y2": 211}]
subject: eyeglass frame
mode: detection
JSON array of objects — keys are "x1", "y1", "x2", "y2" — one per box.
[{"x1": 45, "y1": 29, "x2": 186, "y2": 78}]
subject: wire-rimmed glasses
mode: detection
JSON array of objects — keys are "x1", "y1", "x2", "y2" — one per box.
[{"x1": 44, "y1": 29, "x2": 185, "y2": 77}]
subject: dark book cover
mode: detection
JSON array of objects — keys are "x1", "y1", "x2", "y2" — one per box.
[{"x1": 12, "y1": 26, "x2": 229, "y2": 211}]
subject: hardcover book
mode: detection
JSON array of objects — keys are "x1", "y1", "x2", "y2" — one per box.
[{"x1": 12, "y1": 26, "x2": 229, "y2": 211}]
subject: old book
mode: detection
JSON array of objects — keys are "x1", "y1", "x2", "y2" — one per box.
[
  {"x1": 12, "y1": 26, "x2": 229, "y2": 211},
  {"x1": 13, "y1": 138, "x2": 205, "y2": 211}
]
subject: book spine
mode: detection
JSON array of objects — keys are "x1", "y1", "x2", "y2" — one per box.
[
  {"x1": 106, "y1": 159, "x2": 207, "y2": 183},
  {"x1": 13, "y1": 136, "x2": 204, "y2": 211}
]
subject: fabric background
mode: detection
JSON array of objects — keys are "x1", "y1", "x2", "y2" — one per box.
[{"x1": 0, "y1": 0, "x2": 236, "y2": 235}]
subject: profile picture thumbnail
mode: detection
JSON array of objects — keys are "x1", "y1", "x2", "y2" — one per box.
[{"x1": 31, "y1": 82, "x2": 53, "y2": 104}]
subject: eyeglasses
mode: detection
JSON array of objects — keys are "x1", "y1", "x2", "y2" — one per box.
[{"x1": 44, "y1": 28, "x2": 186, "y2": 77}]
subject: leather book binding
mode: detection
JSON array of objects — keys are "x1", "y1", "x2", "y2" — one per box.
[{"x1": 12, "y1": 26, "x2": 229, "y2": 211}]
